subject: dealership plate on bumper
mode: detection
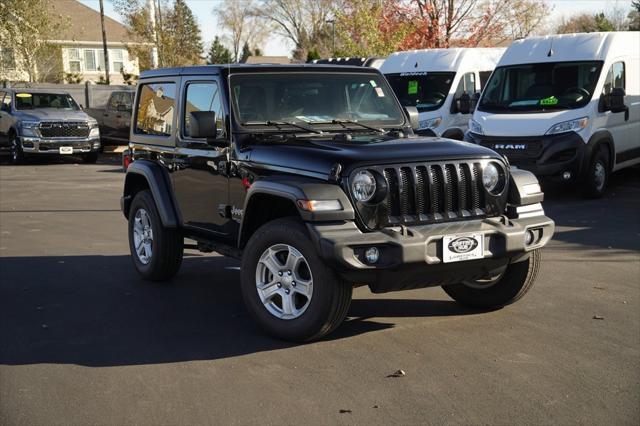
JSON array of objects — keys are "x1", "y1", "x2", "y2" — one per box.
[
  {"x1": 59, "y1": 146, "x2": 73, "y2": 154},
  {"x1": 442, "y1": 233, "x2": 484, "y2": 263}
]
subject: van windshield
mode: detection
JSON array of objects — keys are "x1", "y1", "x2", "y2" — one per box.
[
  {"x1": 385, "y1": 73, "x2": 455, "y2": 112},
  {"x1": 15, "y1": 93, "x2": 80, "y2": 110},
  {"x1": 230, "y1": 72, "x2": 405, "y2": 129},
  {"x1": 479, "y1": 61, "x2": 603, "y2": 112}
]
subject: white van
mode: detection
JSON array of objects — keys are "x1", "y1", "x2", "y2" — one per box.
[
  {"x1": 381, "y1": 48, "x2": 505, "y2": 139},
  {"x1": 466, "y1": 32, "x2": 640, "y2": 197}
]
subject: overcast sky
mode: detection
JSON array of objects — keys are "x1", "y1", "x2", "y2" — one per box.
[{"x1": 79, "y1": 0, "x2": 634, "y2": 57}]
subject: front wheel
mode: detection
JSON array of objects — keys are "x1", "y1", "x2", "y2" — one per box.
[
  {"x1": 240, "y1": 218, "x2": 352, "y2": 342},
  {"x1": 9, "y1": 134, "x2": 24, "y2": 165},
  {"x1": 443, "y1": 250, "x2": 541, "y2": 308},
  {"x1": 582, "y1": 148, "x2": 609, "y2": 198},
  {"x1": 128, "y1": 190, "x2": 183, "y2": 281}
]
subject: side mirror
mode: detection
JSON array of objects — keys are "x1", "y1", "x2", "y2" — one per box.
[
  {"x1": 189, "y1": 111, "x2": 227, "y2": 147},
  {"x1": 609, "y1": 87, "x2": 627, "y2": 113},
  {"x1": 458, "y1": 93, "x2": 471, "y2": 115},
  {"x1": 404, "y1": 106, "x2": 419, "y2": 130},
  {"x1": 0, "y1": 103, "x2": 9, "y2": 112}
]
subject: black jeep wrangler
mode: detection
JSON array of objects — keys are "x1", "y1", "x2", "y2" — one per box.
[{"x1": 121, "y1": 65, "x2": 554, "y2": 342}]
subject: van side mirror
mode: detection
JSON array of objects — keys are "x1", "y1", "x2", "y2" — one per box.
[
  {"x1": 404, "y1": 106, "x2": 419, "y2": 131},
  {"x1": 189, "y1": 111, "x2": 227, "y2": 147},
  {"x1": 608, "y1": 87, "x2": 627, "y2": 113},
  {"x1": 458, "y1": 93, "x2": 471, "y2": 115}
]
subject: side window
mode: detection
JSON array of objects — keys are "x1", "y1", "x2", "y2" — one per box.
[
  {"x1": 479, "y1": 71, "x2": 493, "y2": 90},
  {"x1": 602, "y1": 62, "x2": 625, "y2": 95},
  {"x1": 107, "y1": 92, "x2": 120, "y2": 110},
  {"x1": 183, "y1": 82, "x2": 226, "y2": 139},
  {"x1": 135, "y1": 82, "x2": 176, "y2": 136},
  {"x1": 2, "y1": 92, "x2": 12, "y2": 111},
  {"x1": 455, "y1": 72, "x2": 476, "y2": 97}
]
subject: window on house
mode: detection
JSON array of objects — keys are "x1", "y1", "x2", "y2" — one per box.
[
  {"x1": 83, "y1": 49, "x2": 106, "y2": 71},
  {"x1": 111, "y1": 49, "x2": 124, "y2": 72},
  {"x1": 68, "y1": 49, "x2": 81, "y2": 72},
  {"x1": 0, "y1": 48, "x2": 16, "y2": 70}
]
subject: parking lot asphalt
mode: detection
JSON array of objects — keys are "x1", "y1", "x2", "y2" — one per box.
[{"x1": 0, "y1": 156, "x2": 638, "y2": 425}]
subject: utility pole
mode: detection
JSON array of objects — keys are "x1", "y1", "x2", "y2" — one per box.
[
  {"x1": 99, "y1": 0, "x2": 110, "y2": 84},
  {"x1": 148, "y1": 0, "x2": 159, "y2": 68}
]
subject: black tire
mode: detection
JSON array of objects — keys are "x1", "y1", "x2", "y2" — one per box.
[
  {"x1": 128, "y1": 189, "x2": 183, "y2": 281},
  {"x1": 240, "y1": 217, "x2": 352, "y2": 342},
  {"x1": 442, "y1": 249, "x2": 541, "y2": 309},
  {"x1": 582, "y1": 147, "x2": 609, "y2": 199},
  {"x1": 82, "y1": 152, "x2": 99, "y2": 163},
  {"x1": 9, "y1": 133, "x2": 24, "y2": 165}
]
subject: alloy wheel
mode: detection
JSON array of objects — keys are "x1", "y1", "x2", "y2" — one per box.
[
  {"x1": 133, "y1": 208, "x2": 153, "y2": 265},
  {"x1": 255, "y1": 244, "x2": 313, "y2": 320}
]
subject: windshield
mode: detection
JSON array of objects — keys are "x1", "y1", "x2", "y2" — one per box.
[
  {"x1": 385, "y1": 72, "x2": 455, "y2": 112},
  {"x1": 15, "y1": 93, "x2": 80, "y2": 110},
  {"x1": 479, "y1": 61, "x2": 603, "y2": 112},
  {"x1": 230, "y1": 73, "x2": 405, "y2": 129}
]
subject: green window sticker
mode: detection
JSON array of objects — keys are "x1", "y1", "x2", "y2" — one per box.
[
  {"x1": 539, "y1": 96, "x2": 558, "y2": 106},
  {"x1": 408, "y1": 80, "x2": 418, "y2": 95}
]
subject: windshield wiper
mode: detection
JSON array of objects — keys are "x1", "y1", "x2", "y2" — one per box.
[
  {"x1": 242, "y1": 120, "x2": 324, "y2": 135},
  {"x1": 330, "y1": 119, "x2": 386, "y2": 134}
]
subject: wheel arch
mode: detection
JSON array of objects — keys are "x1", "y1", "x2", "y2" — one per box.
[
  {"x1": 238, "y1": 179, "x2": 354, "y2": 248},
  {"x1": 586, "y1": 130, "x2": 615, "y2": 172},
  {"x1": 122, "y1": 160, "x2": 180, "y2": 227}
]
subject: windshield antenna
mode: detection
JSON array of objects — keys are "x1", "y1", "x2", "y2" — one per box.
[{"x1": 547, "y1": 37, "x2": 554, "y2": 57}]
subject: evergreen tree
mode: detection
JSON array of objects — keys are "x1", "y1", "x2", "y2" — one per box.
[
  {"x1": 165, "y1": 0, "x2": 204, "y2": 66},
  {"x1": 207, "y1": 36, "x2": 233, "y2": 64},
  {"x1": 239, "y1": 41, "x2": 252, "y2": 63}
]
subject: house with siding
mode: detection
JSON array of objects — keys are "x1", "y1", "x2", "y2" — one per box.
[{"x1": 1, "y1": 0, "x2": 146, "y2": 84}]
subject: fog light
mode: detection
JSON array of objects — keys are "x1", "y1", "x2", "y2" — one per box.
[
  {"x1": 524, "y1": 230, "x2": 535, "y2": 246},
  {"x1": 364, "y1": 247, "x2": 380, "y2": 264},
  {"x1": 562, "y1": 171, "x2": 571, "y2": 180}
]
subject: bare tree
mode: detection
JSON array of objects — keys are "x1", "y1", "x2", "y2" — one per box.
[
  {"x1": 215, "y1": 0, "x2": 269, "y2": 62},
  {"x1": 257, "y1": 0, "x2": 335, "y2": 59}
]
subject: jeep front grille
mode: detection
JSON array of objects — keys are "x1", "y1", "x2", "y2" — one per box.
[
  {"x1": 370, "y1": 161, "x2": 488, "y2": 226},
  {"x1": 39, "y1": 122, "x2": 90, "y2": 138}
]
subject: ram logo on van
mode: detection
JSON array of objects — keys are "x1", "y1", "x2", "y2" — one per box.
[{"x1": 494, "y1": 144, "x2": 526, "y2": 150}]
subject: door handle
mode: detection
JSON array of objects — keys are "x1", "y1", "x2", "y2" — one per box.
[{"x1": 116, "y1": 115, "x2": 122, "y2": 118}]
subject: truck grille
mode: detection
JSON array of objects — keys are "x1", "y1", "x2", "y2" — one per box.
[
  {"x1": 39, "y1": 122, "x2": 90, "y2": 138},
  {"x1": 368, "y1": 161, "x2": 489, "y2": 226},
  {"x1": 479, "y1": 139, "x2": 542, "y2": 160}
]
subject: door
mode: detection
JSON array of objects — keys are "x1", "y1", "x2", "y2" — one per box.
[
  {"x1": 101, "y1": 93, "x2": 119, "y2": 140},
  {"x1": 114, "y1": 92, "x2": 133, "y2": 142},
  {"x1": 600, "y1": 60, "x2": 634, "y2": 166},
  {"x1": 0, "y1": 92, "x2": 11, "y2": 145},
  {"x1": 171, "y1": 78, "x2": 232, "y2": 238}
]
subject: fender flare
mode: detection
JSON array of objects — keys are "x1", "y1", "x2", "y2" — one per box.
[
  {"x1": 122, "y1": 160, "x2": 179, "y2": 228},
  {"x1": 238, "y1": 178, "x2": 355, "y2": 246},
  {"x1": 441, "y1": 128, "x2": 465, "y2": 141},
  {"x1": 586, "y1": 130, "x2": 615, "y2": 171}
]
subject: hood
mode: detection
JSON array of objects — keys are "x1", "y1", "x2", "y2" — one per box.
[
  {"x1": 248, "y1": 136, "x2": 500, "y2": 177},
  {"x1": 14, "y1": 108, "x2": 93, "y2": 122},
  {"x1": 474, "y1": 108, "x2": 590, "y2": 138}
]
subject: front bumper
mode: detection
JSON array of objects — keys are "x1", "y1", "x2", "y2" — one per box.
[
  {"x1": 308, "y1": 210, "x2": 554, "y2": 293},
  {"x1": 20, "y1": 137, "x2": 101, "y2": 155},
  {"x1": 465, "y1": 131, "x2": 587, "y2": 180}
]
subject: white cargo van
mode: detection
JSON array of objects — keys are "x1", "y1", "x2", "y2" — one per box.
[
  {"x1": 381, "y1": 48, "x2": 505, "y2": 139},
  {"x1": 466, "y1": 32, "x2": 640, "y2": 197}
]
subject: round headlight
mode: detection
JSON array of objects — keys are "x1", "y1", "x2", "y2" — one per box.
[
  {"x1": 351, "y1": 170, "x2": 377, "y2": 203},
  {"x1": 482, "y1": 162, "x2": 505, "y2": 194}
]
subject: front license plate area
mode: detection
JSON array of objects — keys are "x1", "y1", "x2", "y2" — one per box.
[
  {"x1": 442, "y1": 233, "x2": 484, "y2": 263},
  {"x1": 59, "y1": 146, "x2": 73, "y2": 154}
]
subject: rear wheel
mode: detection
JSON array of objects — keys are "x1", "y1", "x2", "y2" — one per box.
[
  {"x1": 582, "y1": 148, "x2": 609, "y2": 198},
  {"x1": 240, "y1": 217, "x2": 352, "y2": 342},
  {"x1": 128, "y1": 190, "x2": 183, "y2": 281},
  {"x1": 443, "y1": 250, "x2": 541, "y2": 308},
  {"x1": 9, "y1": 133, "x2": 24, "y2": 165}
]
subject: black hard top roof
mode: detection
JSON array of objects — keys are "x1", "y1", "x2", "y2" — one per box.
[{"x1": 140, "y1": 63, "x2": 381, "y2": 79}]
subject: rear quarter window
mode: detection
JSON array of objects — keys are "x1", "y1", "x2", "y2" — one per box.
[{"x1": 135, "y1": 83, "x2": 176, "y2": 136}]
